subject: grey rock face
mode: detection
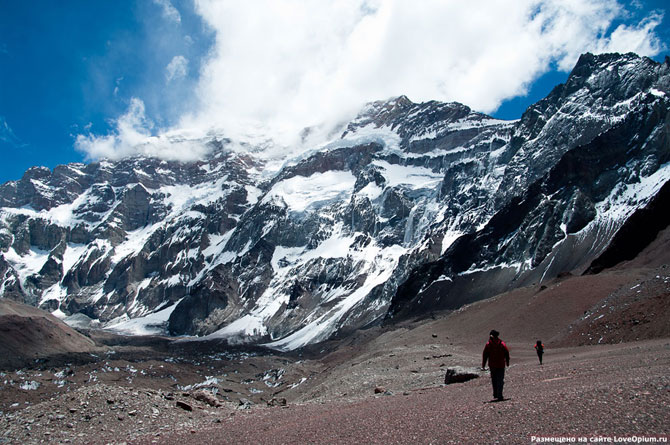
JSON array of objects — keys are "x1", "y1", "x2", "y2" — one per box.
[
  {"x1": 389, "y1": 89, "x2": 670, "y2": 318},
  {"x1": 1, "y1": 53, "x2": 669, "y2": 350}
]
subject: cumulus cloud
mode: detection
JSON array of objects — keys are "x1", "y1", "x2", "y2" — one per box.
[
  {"x1": 594, "y1": 12, "x2": 664, "y2": 56},
  {"x1": 179, "y1": 0, "x2": 663, "y2": 142},
  {"x1": 77, "y1": 0, "x2": 664, "y2": 160},
  {"x1": 153, "y1": 0, "x2": 181, "y2": 24},
  {"x1": 166, "y1": 55, "x2": 189, "y2": 82},
  {"x1": 75, "y1": 98, "x2": 210, "y2": 162}
]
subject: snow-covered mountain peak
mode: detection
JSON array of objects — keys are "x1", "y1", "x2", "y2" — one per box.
[{"x1": 1, "y1": 52, "x2": 669, "y2": 351}]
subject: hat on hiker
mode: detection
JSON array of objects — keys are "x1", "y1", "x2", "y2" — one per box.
[{"x1": 489, "y1": 330, "x2": 499, "y2": 338}]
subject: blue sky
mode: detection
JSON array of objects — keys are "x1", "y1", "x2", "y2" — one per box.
[
  {"x1": 0, "y1": 0, "x2": 213, "y2": 183},
  {"x1": 1, "y1": 0, "x2": 668, "y2": 184},
  {"x1": 494, "y1": 0, "x2": 670, "y2": 119}
]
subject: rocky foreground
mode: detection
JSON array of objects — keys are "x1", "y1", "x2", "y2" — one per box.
[
  {"x1": 149, "y1": 339, "x2": 670, "y2": 445},
  {"x1": 1, "y1": 337, "x2": 668, "y2": 444}
]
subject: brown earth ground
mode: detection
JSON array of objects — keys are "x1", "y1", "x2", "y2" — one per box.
[{"x1": 1, "y1": 230, "x2": 669, "y2": 444}]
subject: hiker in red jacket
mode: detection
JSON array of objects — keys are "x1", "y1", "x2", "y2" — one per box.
[
  {"x1": 535, "y1": 340, "x2": 545, "y2": 365},
  {"x1": 481, "y1": 329, "x2": 510, "y2": 401}
]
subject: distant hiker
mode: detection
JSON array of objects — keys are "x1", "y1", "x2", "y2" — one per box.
[
  {"x1": 481, "y1": 329, "x2": 510, "y2": 401},
  {"x1": 535, "y1": 340, "x2": 544, "y2": 365}
]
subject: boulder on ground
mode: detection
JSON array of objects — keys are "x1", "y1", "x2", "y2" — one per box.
[
  {"x1": 176, "y1": 401, "x2": 193, "y2": 411},
  {"x1": 193, "y1": 390, "x2": 222, "y2": 407},
  {"x1": 238, "y1": 398, "x2": 253, "y2": 410},
  {"x1": 267, "y1": 397, "x2": 287, "y2": 407},
  {"x1": 444, "y1": 367, "x2": 480, "y2": 385}
]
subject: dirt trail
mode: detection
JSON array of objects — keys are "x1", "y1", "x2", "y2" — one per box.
[{"x1": 145, "y1": 339, "x2": 670, "y2": 445}]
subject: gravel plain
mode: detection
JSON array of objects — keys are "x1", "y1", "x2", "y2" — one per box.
[{"x1": 1, "y1": 265, "x2": 669, "y2": 444}]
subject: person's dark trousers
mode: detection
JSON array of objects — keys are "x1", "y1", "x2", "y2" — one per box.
[
  {"x1": 537, "y1": 352, "x2": 543, "y2": 364},
  {"x1": 490, "y1": 367, "x2": 505, "y2": 400}
]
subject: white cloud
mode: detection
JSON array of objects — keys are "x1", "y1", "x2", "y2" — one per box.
[
  {"x1": 0, "y1": 117, "x2": 25, "y2": 148},
  {"x1": 113, "y1": 76, "x2": 124, "y2": 97},
  {"x1": 77, "y1": 0, "x2": 664, "y2": 161},
  {"x1": 180, "y1": 0, "x2": 664, "y2": 141},
  {"x1": 166, "y1": 55, "x2": 189, "y2": 83},
  {"x1": 153, "y1": 0, "x2": 181, "y2": 24},
  {"x1": 75, "y1": 98, "x2": 211, "y2": 162},
  {"x1": 594, "y1": 12, "x2": 664, "y2": 56}
]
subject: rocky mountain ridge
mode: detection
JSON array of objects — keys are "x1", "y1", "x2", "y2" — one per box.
[{"x1": 1, "y1": 52, "x2": 669, "y2": 350}]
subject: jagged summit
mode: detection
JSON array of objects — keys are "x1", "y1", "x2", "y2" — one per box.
[
  {"x1": 1, "y1": 52, "x2": 669, "y2": 350},
  {"x1": 343, "y1": 95, "x2": 508, "y2": 151}
]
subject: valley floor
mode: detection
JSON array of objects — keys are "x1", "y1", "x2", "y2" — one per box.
[
  {"x1": 140, "y1": 338, "x2": 670, "y2": 445},
  {"x1": 1, "y1": 337, "x2": 668, "y2": 444},
  {"x1": 1, "y1": 265, "x2": 669, "y2": 444}
]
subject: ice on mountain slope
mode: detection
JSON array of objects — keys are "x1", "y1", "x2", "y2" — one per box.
[
  {"x1": 272, "y1": 224, "x2": 358, "y2": 269},
  {"x1": 338, "y1": 124, "x2": 402, "y2": 151},
  {"x1": 190, "y1": 114, "x2": 475, "y2": 345},
  {"x1": 62, "y1": 243, "x2": 88, "y2": 274},
  {"x1": 3, "y1": 247, "x2": 49, "y2": 286},
  {"x1": 265, "y1": 243, "x2": 406, "y2": 351},
  {"x1": 525, "y1": 161, "x2": 670, "y2": 286},
  {"x1": 105, "y1": 299, "x2": 183, "y2": 336},
  {"x1": 1, "y1": 53, "x2": 669, "y2": 349},
  {"x1": 371, "y1": 160, "x2": 443, "y2": 189},
  {"x1": 39, "y1": 284, "x2": 67, "y2": 306},
  {"x1": 463, "y1": 159, "x2": 670, "y2": 279},
  {"x1": 205, "y1": 219, "x2": 407, "y2": 349},
  {"x1": 263, "y1": 171, "x2": 356, "y2": 212},
  {"x1": 111, "y1": 223, "x2": 159, "y2": 264},
  {"x1": 596, "y1": 162, "x2": 670, "y2": 223},
  {"x1": 0, "y1": 185, "x2": 115, "y2": 229},
  {"x1": 160, "y1": 176, "x2": 231, "y2": 216},
  {"x1": 0, "y1": 151, "x2": 261, "y2": 327},
  {"x1": 203, "y1": 223, "x2": 365, "y2": 342}
]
